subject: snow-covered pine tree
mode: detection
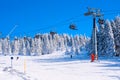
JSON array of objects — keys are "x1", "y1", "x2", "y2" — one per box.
[
  {"x1": 42, "y1": 34, "x2": 50, "y2": 54},
  {"x1": 25, "y1": 37, "x2": 31, "y2": 55},
  {"x1": 48, "y1": 34, "x2": 54, "y2": 53},
  {"x1": 70, "y1": 36, "x2": 75, "y2": 55},
  {"x1": 74, "y1": 35, "x2": 80, "y2": 54},
  {"x1": 66, "y1": 34, "x2": 72, "y2": 49},
  {"x1": 84, "y1": 37, "x2": 91, "y2": 55},
  {"x1": 59, "y1": 35, "x2": 66, "y2": 51},
  {"x1": 53, "y1": 34, "x2": 59, "y2": 51},
  {"x1": 3, "y1": 37, "x2": 11, "y2": 55},
  {"x1": 30, "y1": 35, "x2": 36, "y2": 55},
  {"x1": 22, "y1": 37, "x2": 27, "y2": 55},
  {"x1": 12, "y1": 37, "x2": 20, "y2": 55},
  {"x1": 64, "y1": 34, "x2": 71, "y2": 55},
  {"x1": 18, "y1": 38, "x2": 24, "y2": 55},
  {"x1": 8, "y1": 38, "x2": 12, "y2": 55},
  {"x1": 33, "y1": 36, "x2": 42, "y2": 56},
  {"x1": 113, "y1": 16, "x2": 120, "y2": 56},
  {"x1": 79, "y1": 35, "x2": 88, "y2": 51},
  {"x1": 104, "y1": 20, "x2": 115, "y2": 56},
  {"x1": 56, "y1": 35, "x2": 61, "y2": 51},
  {"x1": 97, "y1": 24, "x2": 106, "y2": 56},
  {"x1": 63, "y1": 34, "x2": 68, "y2": 51}
]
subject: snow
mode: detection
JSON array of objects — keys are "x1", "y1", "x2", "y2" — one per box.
[{"x1": 0, "y1": 51, "x2": 120, "y2": 80}]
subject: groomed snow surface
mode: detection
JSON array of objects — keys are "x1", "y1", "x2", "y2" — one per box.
[{"x1": 0, "y1": 51, "x2": 120, "y2": 80}]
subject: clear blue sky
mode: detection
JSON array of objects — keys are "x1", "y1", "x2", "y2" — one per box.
[{"x1": 0, "y1": 0, "x2": 120, "y2": 38}]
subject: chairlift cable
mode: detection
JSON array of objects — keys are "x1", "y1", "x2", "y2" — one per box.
[{"x1": 10, "y1": 9, "x2": 120, "y2": 37}]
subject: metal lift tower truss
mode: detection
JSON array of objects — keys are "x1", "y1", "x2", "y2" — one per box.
[{"x1": 84, "y1": 7, "x2": 103, "y2": 60}]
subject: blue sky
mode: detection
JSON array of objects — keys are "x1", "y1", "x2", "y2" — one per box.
[{"x1": 0, "y1": 0, "x2": 120, "y2": 38}]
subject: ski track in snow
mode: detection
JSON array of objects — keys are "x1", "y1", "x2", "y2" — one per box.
[
  {"x1": 0, "y1": 56, "x2": 38, "y2": 80},
  {"x1": 0, "y1": 52, "x2": 120, "y2": 80},
  {"x1": 2, "y1": 67, "x2": 34, "y2": 80}
]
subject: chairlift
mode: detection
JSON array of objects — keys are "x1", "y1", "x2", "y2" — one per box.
[
  {"x1": 84, "y1": 11, "x2": 93, "y2": 16},
  {"x1": 50, "y1": 31, "x2": 57, "y2": 35},
  {"x1": 98, "y1": 18, "x2": 105, "y2": 24},
  {"x1": 34, "y1": 34, "x2": 41, "y2": 39},
  {"x1": 69, "y1": 24, "x2": 78, "y2": 30}
]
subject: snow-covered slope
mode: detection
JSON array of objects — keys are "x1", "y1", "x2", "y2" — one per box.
[{"x1": 0, "y1": 51, "x2": 120, "y2": 80}]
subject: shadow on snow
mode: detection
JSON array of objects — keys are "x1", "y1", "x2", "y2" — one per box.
[{"x1": 32, "y1": 55, "x2": 90, "y2": 63}]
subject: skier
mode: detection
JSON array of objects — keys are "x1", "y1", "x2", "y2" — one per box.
[
  {"x1": 70, "y1": 55, "x2": 73, "y2": 59},
  {"x1": 16, "y1": 57, "x2": 19, "y2": 60},
  {"x1": 91, "y1": 53, "x2": 95, "y2": 62}
]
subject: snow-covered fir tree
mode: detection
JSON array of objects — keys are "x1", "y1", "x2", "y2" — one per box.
[
  {"x1": 104, "y1": 20, "x2": 115, "y2": 56},
  {"x1": 74, "y1": 35, "x2": 80, "y2": 54},
  {"x1": 97, "y1": 20, "x2": 116, "y2": 56},
  {"x1": 24, "y1": 37, "x2": 31, "y2": 55},
  {"x1": 12, "y1": 37, "x2": 19, "y2": 55},
  {"x1": 97, "y1": 16, "x2": 120, "y2": 57},
  {"x1": 42, "y1": 34, "x2": 51, "y2": 54},
  {"x1": 48, "y1": 34, "x2": 54, "y2": 53},
  {"x1": 113, "y1": 16, "x2": 120, "y2": 56},
  {"x1": 33, "y1": 35, "x2": 42, "y2": 56},
  {"x1": 97, "y1": 24, "x2": 106, "y2": 56},
  {"x1": 70, "y1": 36, "x2": 75, "y2": 55},
  {"x1": 2, "y1": 37, "x2": 10, "y2": 55},
  {"x1": 18, "y1": 38, "x2": 24, "y2": 55}
]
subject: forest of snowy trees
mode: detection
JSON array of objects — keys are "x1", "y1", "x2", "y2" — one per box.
[
  {"x1": 0, "y1": 33, "x2": 89, "y2": 56},
  {"x1": 97, "y1": 16, "x2": 120, "y2": 57},
  {"x1": 1, "y1": 16, "x2": 120, "y2": 57}
]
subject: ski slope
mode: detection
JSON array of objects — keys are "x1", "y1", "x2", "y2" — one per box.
[{"x1": 0, "y1": 51, "x2": 120, "y2": 80}]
